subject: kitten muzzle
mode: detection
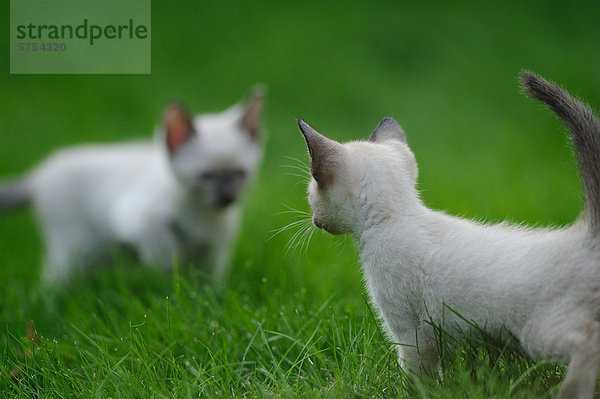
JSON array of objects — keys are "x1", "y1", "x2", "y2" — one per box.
[
  {"x1": 312, "y1": 215, "x2": 324, "y2": 229},
  {"x1": 215, "y1": 185, "x2": 237, "y2": 207}
]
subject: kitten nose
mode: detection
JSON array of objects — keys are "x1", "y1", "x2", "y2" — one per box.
[
  {"x1": 217, "y1": 194, "x2": 235, "y2": 207},
  {"x1": 312, "y1": 215, "x2": 324, "y2": 229},
  {"x1": 216, "y1": 185, "x2": 236, "y2": 207}
]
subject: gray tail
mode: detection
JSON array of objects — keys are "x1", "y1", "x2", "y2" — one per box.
[
  {"x1": 0, "y1": 177, "x2": 31, "y2": 212},
  {"x1": 520, "y1": 70, "x2": 600, "y2": 236}
]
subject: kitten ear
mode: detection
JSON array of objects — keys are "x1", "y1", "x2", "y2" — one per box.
[
  {"x1": 297, "y1": 119, "x2": 340, "y2": 187},
  {"x1": 164, "y1": 102, "x2": 195, "y2": 154},
  {"x1": 239, "y1": 86, "x2": 266, "y2": 140},
  {"x1": 369, "y1": 117, "x2": 407, "y2": 144}
]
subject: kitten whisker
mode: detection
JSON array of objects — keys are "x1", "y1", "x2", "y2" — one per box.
[
  {"x1": 280, "y1": 156, "x2": 312, "y2": 181},
  {"x1": 284, "y1": 220, "x2": 314, "y2": 255},
  {"x1": 284, "y1": 172, "x2": 311, "y2": 181},
  {"x1": 268, "y1": 218, "x2": 311, "y2": 241},
  {"x1": 281, "y1": 167, "x2": 311, "y2": 182},
  {"x1": 273, "y1": 162, "x2": 316, "y2": 256},
  {"x1": 272, "y1": 209, "x2": 311, "y2": 217},
  {"x1": 272, "y1": 204, "x2": 311, "y2": 216},
  {"x1": 287, "y1": 221, "x2": 312, "y2": 249},
  {"x1": 283, "y1": 227, "x2": 305, "y2": 254},
  {"x1": 283, "y1": 155, "x2": 309, "y2": 169},
  {"x1": 280, "y1": 163, "x2": 310, "y2": 174},
  {"x1": 281, "y1": 203, "x2": 307, "y2": 211},
  {"x1": 299, "y1": 223, "x2": 317, "y2": 256},
  {"x1": 293, "y1": 180, "x2": 309, "y2": 188}
]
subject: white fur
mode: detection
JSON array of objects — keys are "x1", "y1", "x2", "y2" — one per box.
[
  {"x1": 305, "y1": 135, "x2": 600, "y2": 398},
  {"x1": 22, "y1": 96, "x2": 262, "y2": 284}
]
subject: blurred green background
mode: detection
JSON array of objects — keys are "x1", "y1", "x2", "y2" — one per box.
[{"x1": 1, "y1": 1, "x2": 600, "y2": 395}]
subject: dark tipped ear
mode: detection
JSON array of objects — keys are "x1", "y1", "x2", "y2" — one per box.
[
  {"x1": 164, "y1": 102, "x2": 195, "y2": 154},
  {"x1": 240, "y1": 85, "x2": 266, "y2": 140},
  {"x1": 297, "y1": 119, "x2": 340, "y2": 187},
  {"x1": 369, "y1": 117, "x2": 407, "y2": 144}
]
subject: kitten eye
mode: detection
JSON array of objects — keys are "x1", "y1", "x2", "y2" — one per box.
[
  {"x1": 199, "y1": 172, "x2": 216, "y2": 182},
  {"x1": 233, "y1": 169, "x2": 246, "y2": 179}
]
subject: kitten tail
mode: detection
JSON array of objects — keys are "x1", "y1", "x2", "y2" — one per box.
[
  {"x1": 0, "y1": 177, "x2": 31, "y2": 212},
  {"x1": 520, "y1": 70, "x2": 600, "y2": 236}
]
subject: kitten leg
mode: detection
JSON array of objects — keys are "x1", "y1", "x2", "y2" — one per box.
[
  {"x1": 41, "y1": 251, "x2": 71, "y2": 285},
  {"x1": 113, "y1": 210, "x2": 181, "y2": 270},
  {"x1": 556, "y1": 321, "x2": 600, "y2": 399},
  {"x1": 42, "y1": 240, "x2": 102, "y2": 285},
  {"x1": 396, "y1": 328, "x2": 439, "y2": 375},
  {"x1": 210, "y1": 209, "x2": 240, "y2": 283},
  {"x1": 211, "y1": 236, "x2": 233, "y2": 284},
  {"x1": 524, "y1": 315, "x2": 600, "y2": 399},
  {"x1": 135, "y1": 232, "x2": 181, "y2": 270},
  {"x1": 40, "y1": 233, "x2": 82, "y2": 285}
]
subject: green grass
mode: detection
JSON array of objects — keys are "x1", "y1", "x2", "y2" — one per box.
[{"x1": 2, "y1": 0, "x2": 600, "y2": 397}]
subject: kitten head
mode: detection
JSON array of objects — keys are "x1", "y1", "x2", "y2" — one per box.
[
  {"x1": 162, "y1": 87, "x2": 265, "y2": 208},
  {"x1": 298, "y1": 118, "x2": 418, "y2": 235}
]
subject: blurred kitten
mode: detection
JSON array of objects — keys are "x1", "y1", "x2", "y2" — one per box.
[
  {"x1": 298, "y1": 72, "x2": 600, "y2": 399},
  {"x1": 0, "y1": 88, "x2": 264, "y2": 284}
]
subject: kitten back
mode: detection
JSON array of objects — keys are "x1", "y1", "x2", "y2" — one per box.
[{"x1": 520, "y1": 70, "x2": 600, "y2": 236}]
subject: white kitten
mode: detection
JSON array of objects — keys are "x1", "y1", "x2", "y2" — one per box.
[
  {"x1": 0, "y1": 88, "x2": 265, "y2": 284},
  {"x1": 298, "y1": 71, "x2": 600, "y2": 398}
]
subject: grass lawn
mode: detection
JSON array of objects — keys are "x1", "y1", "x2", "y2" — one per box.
[{"x1": 1, "y1": 1, "x2": 600, "y2": 397}]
